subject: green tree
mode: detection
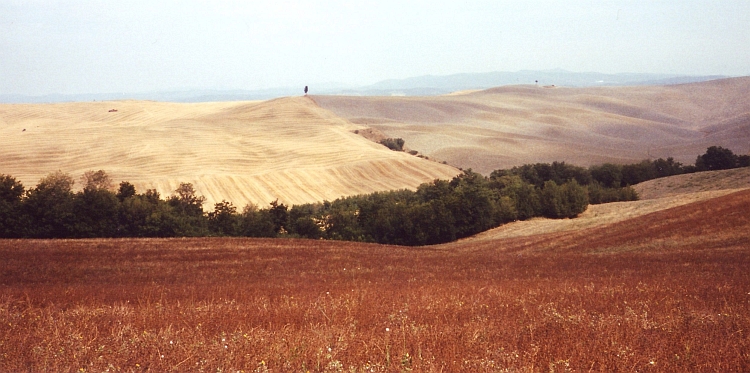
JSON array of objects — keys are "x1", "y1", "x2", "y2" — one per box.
[
  {"x1": 72, "y1": 187, "x2": 120, "y2": 237},
  {"x1": 589, "y1": 163, "x2": 623, "y2": 188},
  {"x1": 207, "y1": 200, "x2": 239, "y2": 236},
  {"x1": 560, "y1": 180, "x2": 589, "y2": 218},
  {"x1": 167, "y1": 183, "x2": 207, "y2": 236},
  {"x1": 448, "y1": 170, "x2": 499, "y2": 238},
  {"x1": 22, "y1": 171, "x2": 77, "y2": 238},
  {"x1": 81, "y1": 170, "x2": 114, "y2": 192},
  {"x1": 0, "y1": 175, "x2": 25, "y2": 238},
  {"x1": 116, "y1": 181, "x2": 136, "y2": 202},
  {"x1": 119, "y1": 189, "x2": 173, "y2": 237},
  {"x1": 238, "y1": 204, "x2": 277, "y2": 237},
  {"x1": 268, "y1": 199, "x2": 289, "y2": 234},
  {"x1": 493, "y1": 175, "x2": 540, "y2": 220},
  {"x1": 379, "y1": 138, "x2": 405, "y2": 151},
  {"x1": 288, "y1": 204, "x2": 323, "y2": 239},
  {"x1": 322, "y1": 198, "x2": 365, "y2": 241},
  {"x1": 621, "y1": 160, "x2": 657, "y2": 186},
  {"x1": 70, "y1": 170, "x2": 119, "y2": 237},
  {"x1": 540, "y1": 180, "x2": 564, "y2": 218},
  {"x1": 652, "y1": 157, "x2": 684, "y2": 178},
  {"x1": 696, "y1": 146, "x2": 738, "y2": 171}
]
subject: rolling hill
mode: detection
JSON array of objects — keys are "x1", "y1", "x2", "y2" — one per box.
[
  {"x1": 315, "y1": 77, "x2": 750, "y2": 174},
  {"x1": 455, "y1": 167, "x2": 750, "y2": 244},
  {"x1": 3, "y1": 77, "x2": 749, "y2": 209},
  {"x1": 0, "y1": 97, "x2": 460, "y2": 208}
]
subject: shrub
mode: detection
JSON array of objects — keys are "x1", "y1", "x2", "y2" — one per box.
[{"x1": 379, "y1": 138, "x2": 405, "y2": 151}]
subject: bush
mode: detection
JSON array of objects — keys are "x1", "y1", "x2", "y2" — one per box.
[{"x1": 379, "y1": 138, "x2": 405, "y2": 151}]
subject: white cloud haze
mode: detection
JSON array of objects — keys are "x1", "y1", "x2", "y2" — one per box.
[{"x1": 1, "y1": 0, "x2": 748, "y2": 95}]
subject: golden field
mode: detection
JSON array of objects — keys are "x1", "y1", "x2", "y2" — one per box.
[
  {"x1": 2, "y1": 78, "x2": 749, "y2": 208},
  {"x1": 0, "y1": 97, "x2": 459, "y2": 208}
]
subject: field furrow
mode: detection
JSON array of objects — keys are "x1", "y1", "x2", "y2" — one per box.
[{"x1": 0, "y1": 97, "x2": 460, "y2": 207}]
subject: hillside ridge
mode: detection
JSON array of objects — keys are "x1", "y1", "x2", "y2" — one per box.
[
  {"x1": 0, "y1": 97, "x2": 460, "y2": 208},
  {"x1": 316, "y1": 77, "x2": 750, "y2": 173}
]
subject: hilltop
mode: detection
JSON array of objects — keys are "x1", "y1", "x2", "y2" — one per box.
[
  {"x1": 0, "y1": 97, "x2": 459, "y2": 207},
  {"x1": 316, "y1": 77, "x2": 750, "y2": 174},
  {"x1": 2, "y1": 77, "x2": 748, "y2": 209}
]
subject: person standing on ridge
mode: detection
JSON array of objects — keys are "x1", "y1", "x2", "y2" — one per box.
[{"x1": 304, "y1": 86, "x2": 308, "y2": 95}]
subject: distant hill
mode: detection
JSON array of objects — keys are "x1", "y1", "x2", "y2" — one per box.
[
  {"x1": 316, "y1": 76, "x2": 750, "y2": 173},
  {"x1": 346, "y1": 70, "x2": 729, "y2": 96},
  {"x1": 0, "y1": 70, "x2": 729, "y2": 103}
]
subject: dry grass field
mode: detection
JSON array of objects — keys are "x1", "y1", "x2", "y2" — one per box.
[
  {"x1": 464, "y1": 167, "x2": 750, "y2": 241},
  {"x1": 2, "y1": 79, "x2": 749, "y2": 371},
  {"x1": 0, "y1": 97, "x2": 459, "y2": 208},
  {"x1": 315, "y1": 77, "x2": 750, "y2": 173},
  {"x1": 1, "y1": 185, "x2": 748, "y2": 372}
]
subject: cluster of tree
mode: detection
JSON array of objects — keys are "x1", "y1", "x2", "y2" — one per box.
[
  {"x1": 1, "y1": 146, "x2": 745, "y2": 244},
  {"x1": 378, "y1": 138, "x2": 406, "y2": 151},
  {"x1": 580, "y1": 146, "x2": 749, "y2": 190},
  {"x1": 0, "y1": 168, "x2": 593, "y2": 245}
]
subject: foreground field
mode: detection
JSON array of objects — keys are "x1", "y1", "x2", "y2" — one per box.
[{"x1": 2, "y1": 190, "x2": 749, "y2": 372}]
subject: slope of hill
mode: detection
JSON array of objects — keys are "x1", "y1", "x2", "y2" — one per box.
[
  {"x1": 454, "y1": 167, "x2": 750, "y2": 244},
  {"x1": 465, "y1": 187, "x2": 750, "y2": 255},
  {"x1": 0, "y1": 97, "x2": 460, "y2": 207},
  {"x1": 633, "y1": 166, "x2": 750, "y2": 200},
  {"x1": 315, "y1": 77, "x2": 750, "y2": 174}
]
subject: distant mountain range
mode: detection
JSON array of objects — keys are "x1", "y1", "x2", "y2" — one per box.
[{"x1": 1, "y1": 70, "x2": 732, "y2": 103}]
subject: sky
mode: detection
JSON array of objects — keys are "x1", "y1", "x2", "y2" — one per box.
[{"x1": 1, "y1": 0, "x2": 749, "y2": 96}]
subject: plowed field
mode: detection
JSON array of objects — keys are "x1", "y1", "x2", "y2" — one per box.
[
  {"x1": 316, "y1": 77, "x2": 750, "y2": 173},
  {"x1": 0, "y1": 97, "x2": 459, "y2": 207},
  {"x1": 2, "y1": 189, "x2": 748, "y2": 371}
]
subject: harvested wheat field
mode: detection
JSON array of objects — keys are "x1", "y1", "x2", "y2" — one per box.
[
  {"x1": 315, "y1": 77, "x2": 750, "y2": 173},
  {"x1": 1, "y1": 182, "x2": 749, "y2": 371},
  {"x1": 0, "y1": 97, "x2": 459, "y2": 207}
]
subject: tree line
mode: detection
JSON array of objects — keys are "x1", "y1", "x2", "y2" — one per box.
[{"x1": 1, "y1": 146, "x2": 746, "y2": 245}]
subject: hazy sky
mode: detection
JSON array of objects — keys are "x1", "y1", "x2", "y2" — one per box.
[{"x1": 2, "y1": 0, "x2": 749, "y2": 95}]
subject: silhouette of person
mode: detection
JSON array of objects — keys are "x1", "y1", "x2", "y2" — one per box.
[{"x1": 304, "y1": 86, "x2": 308, "y2": 95}]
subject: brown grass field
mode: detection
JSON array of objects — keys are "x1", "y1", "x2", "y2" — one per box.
[{"x1": 2, "y1": 187, "x2": 749, "y2": 372}]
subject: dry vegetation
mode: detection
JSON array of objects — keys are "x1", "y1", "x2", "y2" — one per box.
[
  {"x1": 315, "y1": 77, "x2": 750, "y2": 173},
  {"x1": 467, "y1": 167, "x2": 750, "y2": 241},
  {"x1": 633, "y1": 167, "x2": 750, "y2": 200},
  {"x1": 2, "y1": 189, "x2": 749, "y2": 372},
  {"x1": 2, "y1": 78, "x2": 750, "y2": 371},
  {"x1": 0, "y1": 97, "x2": 459, "y2": 208}
]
